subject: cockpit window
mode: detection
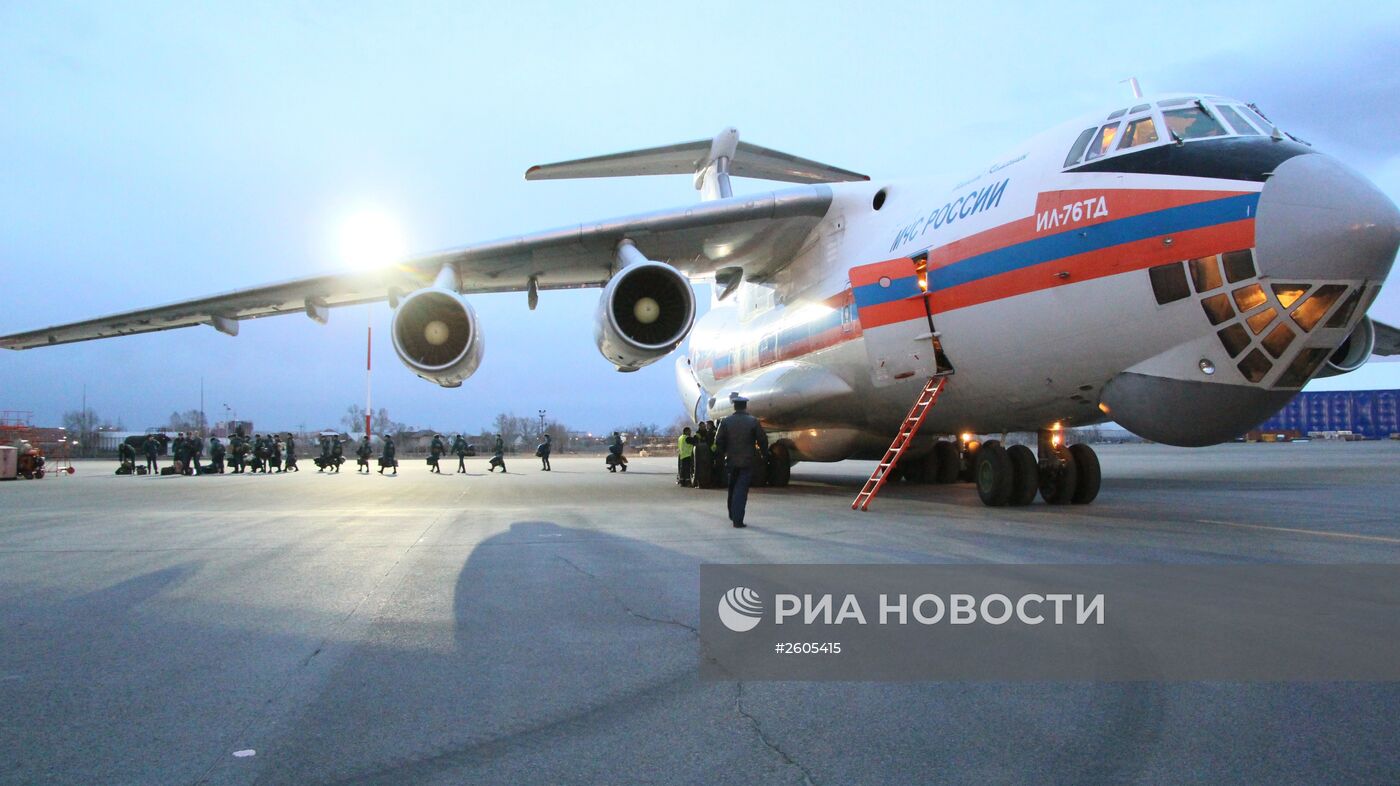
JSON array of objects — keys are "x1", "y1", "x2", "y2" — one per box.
[
  {"x1": 1215, "y1": 105, "x2": 1263, "y2": 136},
  {"x1": 1107, "y1": 108, "x2": 1128, "y2": 120},
  {"x1": 1118, "y1": 116, "x2": 1159, "y2": 149},
  {"x1": 1084, "y1": 122, "x2": 1121, "y2": 160},
  {"x1": 1130, "y1": 103, "x2": 1150, "y2": 114},
  {"x1": 1064, "y1": 127, "x2": 1096, "y2": 167},
  {"x1": 1240, "y1": 105, "x2": 1275, "y2": 134},
  {"x1": 1163, "y1": 106, "x2": 1227, "y2": 140},
  {"x1": 1157, "y1": 97, "x2": 1193, "y2": 107}
]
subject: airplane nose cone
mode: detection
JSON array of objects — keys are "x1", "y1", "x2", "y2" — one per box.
[{"x1": 1255, "y1": 153, "x2": 1400, "y2": 282}]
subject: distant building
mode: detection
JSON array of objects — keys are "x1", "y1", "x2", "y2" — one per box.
[{"x1": 1256, "y1": 389, "x2": 1399, "y2": 440}]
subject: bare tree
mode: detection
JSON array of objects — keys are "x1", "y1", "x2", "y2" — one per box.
[
  {"x1": 62, "y1": 408, "x2": 100, "y2": 457},
  {"x1": 166, "y1": 409, "x2": 207, "y2": 435}
]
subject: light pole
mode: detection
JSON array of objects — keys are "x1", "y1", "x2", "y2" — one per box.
[
  {"x1": 538, "y1": 409, "x2": 547, "y2": 437},
  {"x1": 365, "y1": 305, "x2": 374, "y2": 440}
]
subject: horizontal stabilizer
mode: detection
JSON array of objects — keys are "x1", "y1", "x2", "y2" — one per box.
[{"x1": 526, "y1": 128, "x2": 866, "y2": 201}]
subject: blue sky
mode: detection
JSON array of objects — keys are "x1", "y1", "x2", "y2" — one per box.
[{"x1": 2, "y1": 1, "x2": 1398, "y2": 434}]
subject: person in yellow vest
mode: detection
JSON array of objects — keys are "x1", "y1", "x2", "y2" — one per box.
[{"x1": 677, "y1": 426, "x2": 696, "y2": 487}]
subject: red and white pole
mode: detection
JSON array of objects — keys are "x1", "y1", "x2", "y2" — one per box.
[{"x1": 365, "y1": 305, "x2": 373, "y2": 440}]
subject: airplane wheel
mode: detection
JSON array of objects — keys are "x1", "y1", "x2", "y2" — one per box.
[
  {"x1": 1069, "y1": 443, "x2": 1101, "y2": 504},
  {"x1": 975, "y1": 441, "x2": 1012, "y2": 507},
  {"x1": 934, "y1": 441, "x2": 961, "y2": 484},
  {"x1": 1039, "y1": 450, "x2": 1078, "y2": 505},
  {"x1": 767, "y1": 444, "x2": 791, "y2": 487},
  {"x1": 1006, "y1": 444, "x2": 1039, "y2": 506}
]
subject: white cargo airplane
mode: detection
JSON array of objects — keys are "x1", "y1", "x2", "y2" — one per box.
[{"x1": 5, "y1": 94, "x2": 1400, "y2": 506}]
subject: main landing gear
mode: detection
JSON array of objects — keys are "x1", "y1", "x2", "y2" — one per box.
[{"x1": 971, "y1": 430, "x2": 1100, "y2": 507}]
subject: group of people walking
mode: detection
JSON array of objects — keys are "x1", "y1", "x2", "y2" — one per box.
[{"x1": 677, "y1": 396, "x2": 769, "y2": 528}]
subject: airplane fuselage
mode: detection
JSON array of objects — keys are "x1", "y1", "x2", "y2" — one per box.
[{"x1": 679, "y1": 93, "x2": 1399, "y2": 461}]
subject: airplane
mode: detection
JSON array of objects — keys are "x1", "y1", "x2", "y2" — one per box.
[{"x1": 4, "y1": 93, "x2": 1399, "y2": 507}]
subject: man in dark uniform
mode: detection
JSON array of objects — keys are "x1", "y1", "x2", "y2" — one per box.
[
  {"x1": 488, "y1": 434, "x2": 507, "y2": 473},
  {"x1": 379, "y1": 434, "x2": 397, "y2": 475},
  {"x1": 208, "y1": 436, "x2": 225, "y2": 474},
  {"x1": 270, "y1": 436, "x2": 283, "y2": 473},
  {"x1": 356, "y1": 436, "x2": 372, "y2": 473},
  {"x1": 117, "y1": 440, "x2": 137, "y2": 475},
  {"x1": 429, "y1": 434, "x2": 445, "y2": 474},
  {"x1": 452, "y1": 434, "x2": 469, "y2": 473},
  {"x1": 284, "y1": 434, "x2": 299, "y2": 472},
  {"x1": 536, "y1": 434, "x2": 551, "y2": 471},
  {"x1": 331, "y1": 436, "x2": 344, "y2": 472},
  {"x1": 606, "y1": 432, "x2": 628, "y2": 473},
  {"x1": 714, "y1": 395, "x2": 767, "y2": 528},
  {"x1": 144, "y1": 435, "x2": 161, "y2": 475},
  {"x1": 692, "y1": 423, "x2": 712, "y2": 488}
]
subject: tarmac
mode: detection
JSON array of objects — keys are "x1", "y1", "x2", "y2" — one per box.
[{"x1": 2, "y1": 441, "x2": 1399, "y2": 785}]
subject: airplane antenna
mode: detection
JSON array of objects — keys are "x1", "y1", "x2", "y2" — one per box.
[{"x1": 1121, "y1": 77, "x2": 1143, "y2": 99}]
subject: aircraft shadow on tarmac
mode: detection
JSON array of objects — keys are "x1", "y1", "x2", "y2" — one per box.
[{"x1": 222, "y1": 520, "x2": 1400, "y2": 786}]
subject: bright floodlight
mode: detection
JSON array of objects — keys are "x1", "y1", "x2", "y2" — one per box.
[{"x1": 340, "y1": 209, "x2": 408, "y2": 270}]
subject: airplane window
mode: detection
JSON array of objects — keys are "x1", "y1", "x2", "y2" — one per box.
[
  {"x1": 1276, "y1": 347, "x2": 1331, "y2": 387},
  {"x1": 1325, "y1": 288, "x2": 1363, "y2": 328},
  {"x1": 1289, "y1": 284, "x2": 1346, "y2": 331},
  {"x1": 1271, "y1": 283, "x2": 1310, "y2": 309},
  {"x1": 1157, "y1": 97, "x2": 1193, "y2": 107},
  {"x1": 1084, "y1": 122, "x2": 1121, "y2": 160},
  {"x1": 1222, "y1": 250, "x2": 1256, "y2": 282},
  {"x1": 1064, "y1": 128, "x2": 1096, "y2": 167},
  {"x1": 1201, "y1": 293, "x2": 1234, "y2": 325},
  {"x1": 1189, "y1": 256, "x2": 1222, "y2": 292},
  {"x1": 1149, "y1": 262, "x2": 1190, "y2": 304},
  {"x1": 1107, "y1": 108, "x2": 1128, "y2": 120},
  {"x1": 1217, "y1": 323, "x2": 1251, "y2": 357},
  {"x1": 1163, "y1": 107, "x2": 1227, "y2": 140},
  {"x1": 1130, "y1": 103, "x2": 1150, "y2": 114},
  {"x1": 1233, "y1": 283, "x2": 1267, "y2": 312},
  {"x1": 1262, "y1": 322, "x2": 1296, "y2": 358},
  {"x1": 1241, "y1": 105, "x2": 1275, "y2": 134},
  {"x1": 1246, "y1": 307, "x2": 1277, "y2": 335},
  {"x1": 1237, "y1": 348, "x2": 1273, "y2": 383},
  {"x1": 1119, "y1": 117, "x2": 1159, "y2": 150},
  {"x1": 1216, "y1": 105, "x2": 1263, "y2": 136}
]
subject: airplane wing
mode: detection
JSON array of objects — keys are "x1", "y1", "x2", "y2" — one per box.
[
  {"x1": 0, "y1": 185, "x2": 832, "y2": 350},
  {"x1": 1373, "y1": 319, "x2": 1400, "y2": 356}
]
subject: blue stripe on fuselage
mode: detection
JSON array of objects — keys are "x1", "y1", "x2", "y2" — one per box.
[{"x1": 930, "y1": 192, "x2": 1259, "y2": 292}]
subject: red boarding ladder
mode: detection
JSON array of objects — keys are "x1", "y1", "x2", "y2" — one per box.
[{"x1": 851, "y1": 376, "x2": 947, "y2": 511}]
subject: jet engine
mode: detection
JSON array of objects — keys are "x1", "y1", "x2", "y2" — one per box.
[
  {"x1": 594, "y1": 260, "x2": 696, "y2": 372},
  {"x1": 1314, "y1": 316, "x2": 1376, "y2": 378},
  {"x1": 391, "y1": 286, "x2": 483, "y2": 388}
]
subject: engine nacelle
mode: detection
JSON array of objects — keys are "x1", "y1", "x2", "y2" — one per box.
[
  {"x1": 391, "y1": 288, "x2": 483, "y2": 388},
  {"x1": 594, "y1": 262, "x2": 696, "y2": 372},
  {"x1": 1314, "y1": 316, "x2": 1376, "y2": 379}
]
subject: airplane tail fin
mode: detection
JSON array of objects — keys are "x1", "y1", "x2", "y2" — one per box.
[{"x1": 525, "y1": 128, "x2": 868, "y2": 201}]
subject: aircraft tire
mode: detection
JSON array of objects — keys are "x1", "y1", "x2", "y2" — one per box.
[
  {"x1": 934, "y1": 441, "x2": 961, "y2": 484},
  {"x1": 975, "y1": 441, "x2": 1012, "y2": 507},
  {"x1": 767, "y1": 444, "x2": 791, "y2": 487},
  {"x1": 1039, "y1": 450, "x2": 1078, "y2": 505},
  {"x1": 1006, "y1": 444, "x2": 1039, "y2": 506},
  {"x1": 1069, "y1": 443, "x2": 1101, "y2": 504}
]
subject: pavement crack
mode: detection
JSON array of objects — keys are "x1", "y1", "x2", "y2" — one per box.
[
  {"x1": 556, "y1": 555, "x2": 698, "y2": 635},
  {"x1": 736, "y1": 681, "x2": 817, "y2": 786}
]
